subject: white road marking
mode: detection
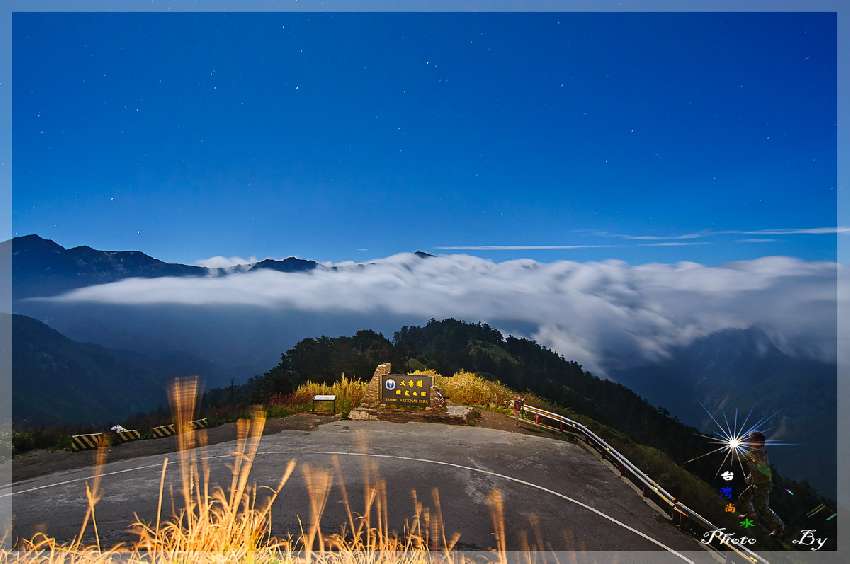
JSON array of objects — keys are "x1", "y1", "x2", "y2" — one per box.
[
  {"x1": 4, "y1": 449, "x2": 694, "y2": 563},
  {"x1": 268, "y1": 450, "x2": 695, "y2": 563},
  {"x1": 1, "y1": 462, "x2": 164, "y2": 498}
]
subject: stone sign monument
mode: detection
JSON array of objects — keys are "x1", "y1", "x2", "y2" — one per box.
[
  {"x1": 349, "y1": 362, "x2": 473, "y2": 424},
  {"x1": 381, "y1": 373, "x2": 433, "y2": 407}
]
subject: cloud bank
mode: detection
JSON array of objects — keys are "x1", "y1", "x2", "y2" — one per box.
[
  {"x1": 194, "y1": 255, "x2": 256, "y2": 269},
  {"x1": 47, "y1": 253, "x2": 840, "y2": 374}
]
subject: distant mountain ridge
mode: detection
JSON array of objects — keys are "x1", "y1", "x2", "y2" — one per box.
[
  {"x1": 7, "y1": 235, "x2": 421, "y2": 386},
  {"x1": 4, "y1": 234, "x2": 318, "y2": 300},
  {"x1": 5, "y1": 234, "x2": 205, "y2": 299},
  {"x1": 248, "y1": 257, "x2": 318, "y2": 273}
]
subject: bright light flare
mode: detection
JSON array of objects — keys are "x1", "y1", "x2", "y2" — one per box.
[{"x1": 685, "y1": 404, "x2": 792, "y2": 478}]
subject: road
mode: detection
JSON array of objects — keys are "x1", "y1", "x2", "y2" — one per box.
[{"x1": 4, "y1": 420, "x2": 715, "y2": 561}]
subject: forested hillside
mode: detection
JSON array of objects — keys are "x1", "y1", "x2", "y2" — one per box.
[
  {"x1": 9, "y1": 314, "x2": 211, "y2": 426},
  {"x1": 200, "y1": 318, "x2": 834, "y2": 545},
  {"x1": 223, "y1": 319, "x2": 705, "y2": 462}
]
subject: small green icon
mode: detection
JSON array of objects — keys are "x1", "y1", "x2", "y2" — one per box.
[{"x1": 739, "y1": 518, "x2": 755, "y2": 529}]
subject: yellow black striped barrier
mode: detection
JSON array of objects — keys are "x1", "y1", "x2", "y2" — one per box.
[
  {"x1": 70, "y1": 433, "x2": 108, "y2": 451},
  {"x1": 69, "y1": 418, "x2": 209, "y2": 450},
  {"x1": 150, "y1": 423, "x2": 176, "y2": 438},
  {"x1": 113, "y1": 429, "x2": 142, "y2": 443},
  {"x1": 149, "y1": 418, "x2": 208, "y2": 439}
]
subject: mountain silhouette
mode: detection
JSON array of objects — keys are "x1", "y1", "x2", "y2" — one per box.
[
  {"x1": 248, "y1": 257, "x2": 318, "y2": 273},
  {"x1": 7, "y1": 313, "x2": 212, "y2": 426},
  {"x1": 5, "y1": 234, "x2": 205, "y2": 300}
]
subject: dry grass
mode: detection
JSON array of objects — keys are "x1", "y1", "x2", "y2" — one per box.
[
  {"x1": 291, "y1": 375, "x2": 368, "y2": 408},
  {"x1": 3, "y1": 377, "x2": 512, "y2": 563},
  {"x1": 274, "y1": 369, "x2": 531, "y2": 418},
  {"x1": 433, "y1": 370, "x2": 515, "y2": 410},
  {"x1": 424, "y1": 369, "x2": 551, "y2": 414},
  {"x1": 270, "y1": 375, "x2": 369, "y2": 418}
]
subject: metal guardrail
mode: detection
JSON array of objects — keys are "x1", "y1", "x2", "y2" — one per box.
[{"x1": 515, "y1": 403, "x2": 767, "y2": 564}]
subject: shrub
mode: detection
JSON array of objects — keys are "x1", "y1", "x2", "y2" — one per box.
[{"x1": 12, "y1": 428, "x2": 74, "y2": 456}]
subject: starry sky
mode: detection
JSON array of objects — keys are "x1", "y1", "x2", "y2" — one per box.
[{"x1": 12, "y1": 12, "x2": 838, "y2": 265}]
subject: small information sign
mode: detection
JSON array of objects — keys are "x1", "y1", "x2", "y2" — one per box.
[
  {"x1": 381, "y1": 373, "x2": 433, "y2": 407},
  {"x1": 312, "y1": 394, "x2": 337, "y2": 414}
]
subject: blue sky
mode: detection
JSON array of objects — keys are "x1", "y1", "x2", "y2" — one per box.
[{"x1": 12, "y1": 12, "x2": 837, "y2": 265}]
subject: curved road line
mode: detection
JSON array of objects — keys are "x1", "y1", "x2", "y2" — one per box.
[{"x1": 3, "y1": 450, "x2": 695, "y2": 563}]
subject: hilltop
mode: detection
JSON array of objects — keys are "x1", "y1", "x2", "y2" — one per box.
[{"x1": 196, "y1": 319, "x2": 834, "y2": 547}]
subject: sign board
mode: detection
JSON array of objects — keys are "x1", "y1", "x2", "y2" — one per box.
[
  {"x1": 381, "y1": 373, "x2": 433, "y2": 407},
  {"x1": 313, "y1": 394, "x2": 336, "y2": 415}
]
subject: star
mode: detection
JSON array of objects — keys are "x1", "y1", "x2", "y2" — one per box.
[{"x1": 739, "y1": 518, "x2": 754, "y2": 529}]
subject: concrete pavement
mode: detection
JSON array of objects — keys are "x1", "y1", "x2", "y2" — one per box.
[{"x1": 4, "y1": 420, "x2": 715, "y2": 561}]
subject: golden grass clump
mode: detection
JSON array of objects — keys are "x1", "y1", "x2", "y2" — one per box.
[
  {"x1": 5, "y1": 376, "x2": 512, "y2": 563},
  {"x1": 286, "y1": 375, "x2": 369, "y2": 416},
  {"x1": 434, "y1": 370, "x2": 516, "y2": 410}
]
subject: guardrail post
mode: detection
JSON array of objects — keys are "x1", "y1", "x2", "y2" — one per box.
[
  {"x1": 535, "y1": 413, "x2": 540, "y2": 425},
  {"x1": 675, "y1": 508, "x2": 685, "y2": 526}
]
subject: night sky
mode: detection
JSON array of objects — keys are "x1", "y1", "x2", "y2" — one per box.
[{"x1": 12, "y1": 12, "x2": 838, "y2": 265}]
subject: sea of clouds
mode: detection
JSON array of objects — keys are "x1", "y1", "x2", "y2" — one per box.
[{"x1": 46, "y1": 253, "x2": 841, "y2": 374}]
